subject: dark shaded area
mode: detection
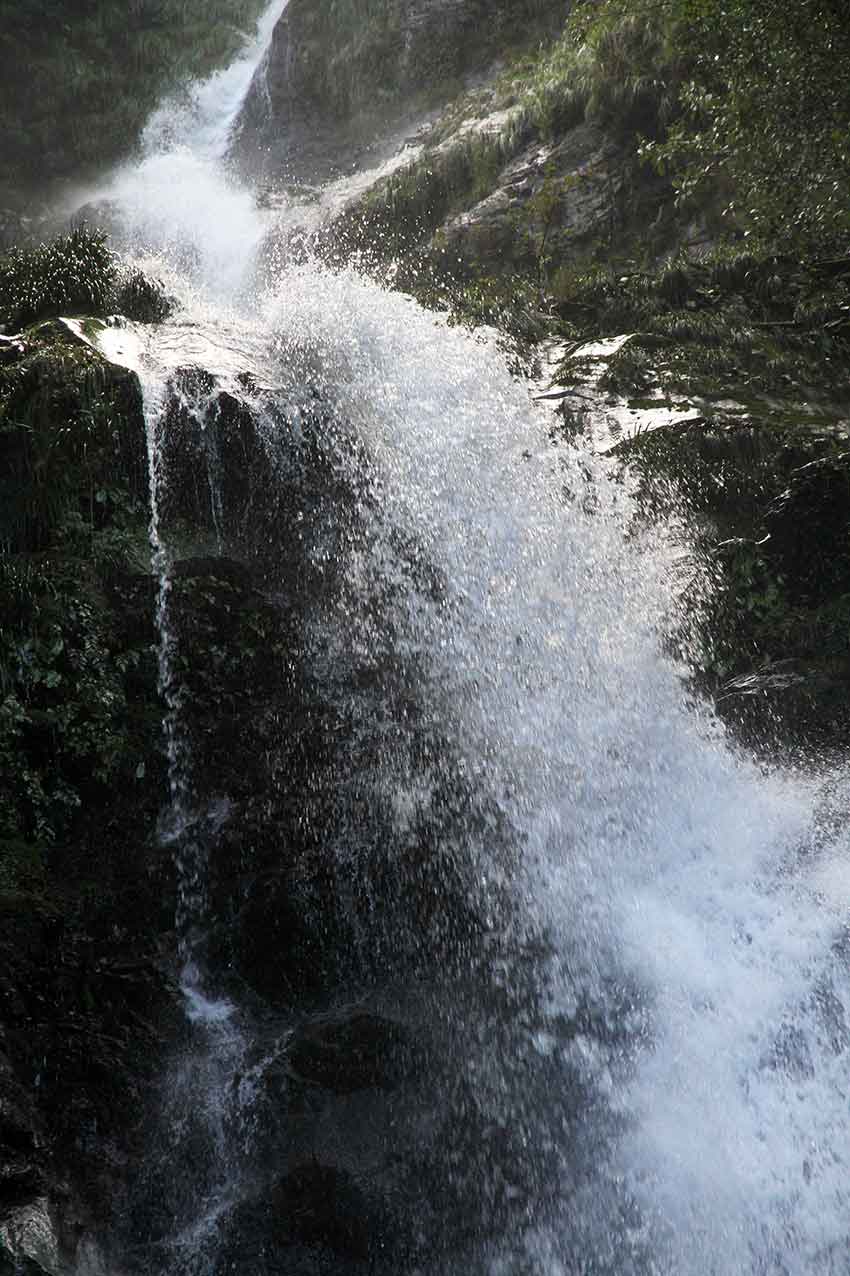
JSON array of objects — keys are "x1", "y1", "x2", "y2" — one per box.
[
  {"x1": 0, "y1": 321, "x2": 182, "y2": 1272},
  {"x1": 0, "y1": 0, "x2": 265, "y2": 199}
]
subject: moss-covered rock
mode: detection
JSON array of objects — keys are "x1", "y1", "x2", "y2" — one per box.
[{"x1": 0, "y1": 314, "x2": 181, "y2": 1270}]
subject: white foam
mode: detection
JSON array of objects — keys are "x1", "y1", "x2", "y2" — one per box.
[
  {"x1": 258, "y1": 259, "x2": 850, "y2": 1273},
  {"x1": 142, "y1": 0, "x2": 290, "y2": 161}
]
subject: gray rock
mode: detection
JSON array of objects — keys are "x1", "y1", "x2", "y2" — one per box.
[
  {"x1": 438, "y1": 122, "x2": 630, "y2": 273},
  {"x1": 233, "y1": 0, "x2": 563, "y2": 182}
]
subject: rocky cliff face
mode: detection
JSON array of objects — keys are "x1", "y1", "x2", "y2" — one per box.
[
  {"x1": 235, "y1": 0, "x2": 672, "y2": 295},
  {"x1": 0, "y1": 319, "x2": 182, "y2": 1273},
  {"x1": 235, "y1": 0, "x2": 565, "y2": 182}
]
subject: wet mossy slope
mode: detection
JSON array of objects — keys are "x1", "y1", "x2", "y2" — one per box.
[{"x1": 0, "y1": 241, "x2": 177, "y2": 1273}]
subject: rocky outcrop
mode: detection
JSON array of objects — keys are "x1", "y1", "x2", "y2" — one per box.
[
  {"x1": 48, "y1": 356, "x2": 593, "y2": 1275},
  {"x1": 438, "y1": 121, "x2": 642, "y2": 276},
  {"x1": 326, "y1": 116, "x2": 657, "y2": 280},
  {"x1": 0, "y1": 318, "x2": 182, "y2": 1272},
  {"x1": 234, "y1": 0, "x2": 565, "y2": 183},
  {"x1": 234, "y1": 0, "x2": 677, "y2": 299}
]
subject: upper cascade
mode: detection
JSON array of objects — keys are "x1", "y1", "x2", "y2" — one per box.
[
  {"x1": 143, "y1": 0, "x2": 291, "y2": 161},
  {"x1": 79, "y1": 0, "x2": 291, "y2": 301}
]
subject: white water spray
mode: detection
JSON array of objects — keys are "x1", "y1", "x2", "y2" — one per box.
[
  {"x1": 142, "y1": 0, "x2": 289, "y2": 161},
  {"x1": 83, "y1": 1, "x2": 286, "y2": 300},
  {"x1": 252, "y1": 261, "x2": 850, "y2": 1273},
  {"x1": 87, "y1": 0, "x2": 850, "y2": 1268}
]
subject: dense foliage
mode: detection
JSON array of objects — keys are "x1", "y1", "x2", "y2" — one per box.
[
  {"x1": 534, "y1": 0, "x2": 850, "y2": 252},
  {"x1": 645, "y1": 0, "x2": 850, "y2": 249},
  {"x1": 0, "y1": 226, "x2": 175, "y2": 904},
  {"x1": 0, "y1": 320, "x2": 154, "y2": 902},
  {"x1": 0, "y1": 227, "x2": 173, "y2": 331},
  {"x1": 0, "y1": 0, "x2": 265, "y2": 194},
  {"x1": 0, "y1": 227, "x2": 115, "y2": 331}
]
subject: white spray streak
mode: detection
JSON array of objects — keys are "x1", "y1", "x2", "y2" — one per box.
[{"x1": 259, "y1": 259, "x2": 850, "y2": 1274}]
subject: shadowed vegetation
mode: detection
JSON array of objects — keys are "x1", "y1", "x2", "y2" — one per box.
[{"x1": 0, "y1": 0, "x2": 266, "y2": 195}]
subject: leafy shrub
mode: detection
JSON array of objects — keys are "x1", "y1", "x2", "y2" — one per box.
[
  {"x1": 0, "y1": 227, "x2": 116, "y2": 331},
  {"x1": 645, "y1": 0, "x2": 850, "y2": 249},
  {"x1": 112, "y1": 267, "x2": 173, "y2": 323},
  {"x1": 0, "y1": 551, "x2": 137, "y2": 849}
]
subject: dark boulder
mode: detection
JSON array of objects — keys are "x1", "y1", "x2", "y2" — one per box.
[
  {"x1": 221, "y1": 1162, "x2": 399, "y2": 1271},
  {"x1": 287, "y1": 1012, "x2": 419, "y2": 1093},
  {"x1": 763, "y1": 451, "x2": 850, "y2": 607}
]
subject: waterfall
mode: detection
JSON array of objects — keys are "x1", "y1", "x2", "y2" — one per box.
[{"x1": 84, "y1": 2, "x2": 850, "y2": 1272}]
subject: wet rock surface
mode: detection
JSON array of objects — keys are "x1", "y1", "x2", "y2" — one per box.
[
  {"x1": 287, "y1": 1012, "x2": 419, "y2": 1093},
  {"x1": 438, "y1": 122, "x2": 635, "y2": 276},
  {"x1": 235, "y1": 0, "x2": 563, "y2": 184}
]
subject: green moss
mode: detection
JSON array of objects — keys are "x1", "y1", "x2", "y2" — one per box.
[
  {"x1": 0, "y1": 324, "x2": 147, "y2": 552},
  {"x1": 0, "y1": 309, "x2": 159, "y2": 875}
]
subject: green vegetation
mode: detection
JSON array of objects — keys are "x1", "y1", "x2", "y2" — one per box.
[
  {"x1": 548, "y1": 245, "x2": 850, "y2": 747},
  {"x1": 642, "y1": 0, "x2": 850, "y2": 251},
  {"x1": 0, "y1": 227, "x2": 173, "y2": 331},
  {"x1": 518, "y1": 0, "x2": 676, "y2": 141},
  {"x1": 521, "y1": 0, "x2": 850, "y2": 252},
  {"x1": 0, "y1": 307, "x2": 156, "y2": 904},
  {"x1": 0, "y1": 233, "x2": 193, "y2": 922},
  {"x1": 350, "y1": 0, "x2": 849, "y2": 291},
  {"x1": 0, "y1": 227, "x2": 115, "y2": 331},
  {"x1": 328, "y1": 126, "x2": 527, "y2": 265},
  {"x1": 554, "y1": 249, "x2": 850, "y2": 404},
  {"x1": 0, "y1": 0, "x2": 266, "y2": 194}
]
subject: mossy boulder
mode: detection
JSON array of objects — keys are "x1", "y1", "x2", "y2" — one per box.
[{"x1": 0, "y1": 313, "x2": 181, "y2": 1269}]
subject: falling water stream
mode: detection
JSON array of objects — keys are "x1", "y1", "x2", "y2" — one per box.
[{"x1": 76, "y1": 4, "x2": 850, "y2": 1273}]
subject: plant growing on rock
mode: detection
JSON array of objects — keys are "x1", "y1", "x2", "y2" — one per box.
[
  {"x1": 0, "y1": 227, "x2": 115, "y2": 332},
  {"x1": 642, "y1": 0, "x2": 850, "y2": 250},
  {"x1": 112, "y1": 266, "x2": 174, "y2": 324}
]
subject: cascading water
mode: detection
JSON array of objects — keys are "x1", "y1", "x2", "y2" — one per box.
[{"x1": 82, "y1": 3, "x2": 850, "y2": 1273}]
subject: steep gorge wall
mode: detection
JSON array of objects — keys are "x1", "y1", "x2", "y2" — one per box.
[
  {"x1": 269, "y1": 0, "x2": 563, "y2": 119},
  {"x1": 237, "y1": 0, "x2": 566, "y2": 179}
]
